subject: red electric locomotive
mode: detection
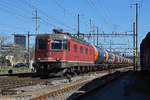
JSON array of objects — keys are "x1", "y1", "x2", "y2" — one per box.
[{"x1": 33, "y1": 30, "x2": 95, "y2": 76}]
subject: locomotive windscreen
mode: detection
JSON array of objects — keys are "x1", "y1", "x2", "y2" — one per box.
[
  {"x1": 37, "y1": 39, "x2": 48, "y2": 50},
  {"x1": 51, "y1": 40, "x2": 67, "y2": 50}
]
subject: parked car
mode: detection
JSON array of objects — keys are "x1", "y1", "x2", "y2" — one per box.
[
  {"x1": 14, "y1": 63, "x2": 28, "y2": 68},
  {"x1": 7, "y1": 63, "x2": 12, "y2": 66}
]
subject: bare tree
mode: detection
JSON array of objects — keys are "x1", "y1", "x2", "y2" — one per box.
[
  {"x1": 0, "y1": 35, "x2": 10, "y2": 50},
  {"x1": 0, "y1": 35, "x2": 11, "y2": 67},
  {"x1": 0, "y1": 34, "x2": 27, "y2": 67},
  {"x1": 11, "y1": 44, "x2": 26, "y2": 65},
  {"x1": 30, "y1": 44, "x2": 35, "y2": 61}
]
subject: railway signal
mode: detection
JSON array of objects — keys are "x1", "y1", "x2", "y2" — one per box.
[{"x1": 133, "y1": 47, "x2": 136, "y2": 56}]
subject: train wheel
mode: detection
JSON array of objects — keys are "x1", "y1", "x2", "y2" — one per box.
[
  {"x1": 64, "y1": 68, "x2": 71, "y2": 76},
  {"x1": 70, "y1": 68, "x2": 75, "y2": 76},
  {"x1": 40, "y1": 67, "x2": 49, "y2": 78},
  {"x1": 36, "y1": 69, "x2": 41, "y2": 76},
  {"x1": 40, "y1": 71, "x2": 49, "y2": 79},
  {"x1": 81, "y1": 67, "x2": 84, "y2": 73},
  {"x1": 85, "y1": 68, "x2": 88, "y2": 73}
]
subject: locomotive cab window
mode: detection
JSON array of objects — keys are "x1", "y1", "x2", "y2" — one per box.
[
  {"x1": 37, "y1": 39, "x2": 48, "y2": 50},
  {"x1": 51, "y1": 40, "x2": 67, "y2": 50}
]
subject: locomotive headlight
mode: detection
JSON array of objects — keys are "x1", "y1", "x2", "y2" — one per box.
[
  {"x1": 56, "y1": 58, "x2": 61, "y2": 61},
  {"x1": 37, "y1": 58, "x2": 41, "y2": 60}
]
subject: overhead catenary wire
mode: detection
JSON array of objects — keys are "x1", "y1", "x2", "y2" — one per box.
[
  {"x1": 18, "y1": 0, "x2": 77, "y2": 32},
  {"x1": 54, "y1": 0, "x2": 90, "y2": 29},
  {"x1": 54, "y1": 0, "x2": 75, "y2": 18},
  {"x1": 0, "y1": 1, "x2": 32, "y2": 22},
  {"x1": 0, "y1": 0, "x2": 91, "y2": 34},
  {"x1": 87, "y1": 0, "x2": 108, "y2": 24},
  {"x1": 139, "y1": 0, "x2": 144, "y2": 16},
  {"x1": 0, "y1": 0, "x2": 31, "y2": 15},
  {"x1": 40, "y1": 19, "x2": 60, "y2": 29},
  {"x1": 0, "y1": 23, "x2": 27, "y2": 31},
  {"x1": 87, "y1": 0, "x2": 129, "y2": 32},
  {"x1": 98, "y1": 0, "x2": 112, "y2": 20},
  {"x1": 0, "y1": 1, "x2": 49, "y2": 34},
  {"x1": 0, "y1": 4, "x2": 57, "y2": 33},
  {"x1": 0, "y1": 0, "x2": 75, "y2": 33},
  {"x1": 0, "y1": 0, "x2": 35, "y2": 33},
  {"x1": 0, "y1": 6, "x2": 31, "y2": 23}
]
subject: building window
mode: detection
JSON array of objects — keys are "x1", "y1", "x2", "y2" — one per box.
[
  {"x1": 85, "y1": 48, "x2": 88, "y2": 54},
  {"x1": 80, "y1": 46, "x2": 83, "y2": 53},
  {"x1": 74, "y1": 44, "x2": 77, "y2": 52}
]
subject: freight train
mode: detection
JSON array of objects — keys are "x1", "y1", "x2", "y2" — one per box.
[
  {"x1": 140, "y1": 32, "x2": 150, "y2": 72},
  {"x1": 33, "y1": 29, "x2": 133, "y2": 76}
]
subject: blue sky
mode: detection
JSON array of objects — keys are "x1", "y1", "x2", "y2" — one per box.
[{"x1": 0, "y1": 0, "x2": 149, "y2": 53}]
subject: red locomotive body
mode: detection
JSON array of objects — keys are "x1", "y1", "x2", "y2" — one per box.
[{"x1": 34, "y1": 33, "x2": 95, "y2": 76}]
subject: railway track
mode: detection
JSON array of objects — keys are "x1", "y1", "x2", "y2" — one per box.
[
  {"x1": 0, "y1": 75, "x2": 66, "y2": 93},
  {"x1": 0, "y1": 67, "x2": 132, "y2": 89},
  {"x1": 31, "y1": 67, "x2": 132, "y2": 100},
  {"x1": 0, "y1": 66, "x2": 132, "y2": 99}
]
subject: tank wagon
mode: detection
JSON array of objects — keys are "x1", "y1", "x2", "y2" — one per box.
[
  {"x1": 140, "y1": 32, "x2": 150, "y2": 72},
  {"x1": 33, "y1": 30, "x2": 133, "y2": 76}
]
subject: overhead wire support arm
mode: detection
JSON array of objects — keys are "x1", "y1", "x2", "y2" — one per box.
[
  {"x1": 96, "y1": 27, "x2": 99, "y2": 46},
  {"x1": 130, "y1": 3, "x2": 139, "y2": 71},
  {"x1": 135, "y1": 3, "x2": 139, "y2": 71},
  {"x1": 28, "y1": 32, "x2": 30, "y2": 68},
  {"x1": 88, "y1": 18, "x2": 92, "y2": 42},
  {"x1": 77, "y1": 14, "x2": 80, "y2": 39},
  {"x1": 74, "y1": 32, "x2": 134, "y2": 37}
]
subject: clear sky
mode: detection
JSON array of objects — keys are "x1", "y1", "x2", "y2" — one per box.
[{"x1": 0, "y1": 0, "x2": 149, "y2": 53}]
